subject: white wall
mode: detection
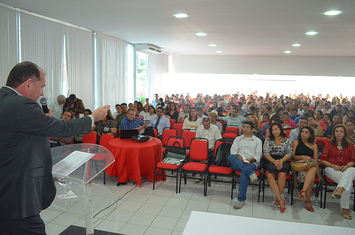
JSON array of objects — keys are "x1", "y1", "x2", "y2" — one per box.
[
  {"x1": 147, "y1": 54, "x2": 169, "y2": 99},
  {"x1": 172, "y1": 55, "x2": 355, "y2": 77}
]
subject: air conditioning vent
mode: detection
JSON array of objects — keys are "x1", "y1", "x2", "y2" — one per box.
[{"x1": 136, "y1": 44, "x2": 163, "y2": 55}]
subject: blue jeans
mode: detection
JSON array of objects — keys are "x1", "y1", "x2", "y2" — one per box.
[{"x1": 228, "y1": 154, "x2": 256, "y2": 202}]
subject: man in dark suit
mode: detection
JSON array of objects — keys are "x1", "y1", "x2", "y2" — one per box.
[
  {"x1": 63, "y1": 93, "x2": 86, "y2": 118},
  {"x1": 0, "y1": 61, "x2": 110, "y2": 234}
]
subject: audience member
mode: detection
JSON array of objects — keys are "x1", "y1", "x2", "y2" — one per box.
[
  {"x1": 178, "y1": 105, "x2": 190, "y2": 121},
  {"x1": 321, "y1": 124, "x2": 355, "y2": 220},
  {"x1": 343, "y1": 110, "x2": 355, "y2": 124},
  {"x1": 143, "y1": 105, "x2": 157, "y2": 121},
  {"x1": 50, "y1": 94, "x2": 65, "y2": 119},
  {"x1": 149, "y1": 107, "x2": 170, "y2": 138},
  {"x1": 113, "y1": 104, "x2": 121, "y2": 118},
  {"x1": 92, "y1": 110, "x2": 118, "y2": 140},
  {"x1": 289, "y1": 116, "x2": 309, "y2": 142},
  {"x1": 219, "y1": 107, "x2": 246, "y2": 128},
  {"x1": 263, "y1": 122, "x2": 292, "y2": 213},
  {"x1": 140, "y1": 104, "x2": 149, "y2": 117},
  {"x1": 165, "y1": 102, "x2": 179, "y2": 122},
  {"x1": 228, "y1": 121, "x2": 262, "y2": 209},
  {"x1": 63, "y1": 94, "x2": 85, "y2": 118},
  {"x1": 324, "y1": 114, "x2": 342, "y2": 138},
  {"x1": 183, "y1": 107, "x2": 201, "y2": 131},
  {"x1": 330, "y1": 104, "x2": 343, "y2": 119},
  {"x1": 345, "y1": 120, "x2": 355, "y2": 145},
  {"x1": 115, "y1": 103, "x2": 128, "y2": 129},
  {"x1": 84, "y1": 109, "x2": 92, "y2": 116},
  {"x1": 281, "y1": 111, "x2": 296, "y2": 130},
  {"x1": 120, "y1": 109, "x2": 145, "y2": 132},
  {"x1": 319, "y1": 113, "x2": 332, "y2": 131},
  {"x1": 209, "y1": 110, "x2": 222, "y2": 133},
  {"x1": 196, "y1": 106, "x2": 207, "y2": 121},
  {"x1": 291, "y1": 126, "x2": 318, "y2": 212},
  {"x1": 50, "y1": 110, "x2": 74, "y2": 146},
  {"x1": 152, "y1": 93, "x2": 159, "y2": 107},
  {"x1": 308, "y1": 116, "x2": 323, "y2": 137}
]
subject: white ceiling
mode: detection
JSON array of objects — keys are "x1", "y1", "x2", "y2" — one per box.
[{"x1": 1, "y1": 0, "x2": 355, "y2": 56}]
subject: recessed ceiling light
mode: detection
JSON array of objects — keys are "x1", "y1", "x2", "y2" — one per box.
[
  {"x1": 174, "y1": 13, "x2": 188, "y2": 18},
  {"x1": 284, "y1": 50, "x2": 291, "y2": 54},
  {"x1": 196, "y1": 32, "x2": 207, "y2": 36},
  {"x1": 324, "y1": 10, "x2": 342, "y2": 16},
  {"x1": 208, "y1": 44, "x2": 217, "y2": 47},
  {"x1": 292, "y1": 43, "x2": 301, "y2": 47},
  {"x1": 306, "y1": 31, "x2": 318, "y2": 36},
  {"x1": 216, "y1": 51, "x2": 222, "y2": 53}
]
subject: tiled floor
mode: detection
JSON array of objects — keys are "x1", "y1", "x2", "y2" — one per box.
[{"x1": 41, "y1": 175, "x2": 355, "y2": 235}]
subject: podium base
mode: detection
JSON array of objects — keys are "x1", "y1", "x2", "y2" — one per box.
[{"x1": 59, "y1": 225, "x2": 123, "y2": 235}]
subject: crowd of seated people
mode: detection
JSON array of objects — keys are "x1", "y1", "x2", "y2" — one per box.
[{"x1": 50, "y1": 91, "x2": 355, "y2": 218}]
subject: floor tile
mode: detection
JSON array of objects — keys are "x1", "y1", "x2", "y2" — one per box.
[
  {"x1": 150, "y1": 215, "x2": 179, "y2": 230},
  {"x1": 119, "y1": 223, "x2": 148, "y2": 235},
  {"x1": 95, "y1": 219, "x2": 125, "y2": 233},
  {"x1": 143, "y1": 227, "x2": 172, "y2": 235},
  {"x1": 158, "y1": 205, "x2": 185, "y2": 218},
  {"x1": 137, "y1": 203, "x2": 164, "y2": 215},
  {"x1": 127, "y1": 212, "x2": 157, "y2": 226}
]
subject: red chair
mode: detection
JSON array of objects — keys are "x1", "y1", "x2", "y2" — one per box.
[
  {"x1": 153, "y1": 136, "x2": 186, "y2": 193},
  {"x1": 172, "y1": 122, "x2": 183, "y2": 136},
  {"x1": 225, "y1": 126, "x2": 239, "y2": 134},
  {"x1": 93, "y1": 134, "x2": 115, "y2": 184},
  {"x1": 137, "y1": 117, "x2": 143, "y2": 120},
  {"x1": 161, "y1": 127, "x2": 178, "y2": 147},
  {"x1": 179, "y1": 119, "x2": 185, "y2": 123},
  {"x1": 169, "y1": 118, "x2": 175, "y2": 127},
  {"x1": 216, "y1": 120, "x2": 224, "y2": 130},
  {"x1": 236, "y1": 168, "x2": 262, "y2": 201},
  {"x1": 222, "y1": 131, "x2": 238, "y2": 140},
  {"x1": 179, "y1": 138, "x2": 209, "y2": 195},
  {"x1": 181, "y1": 129, "x2": 196, "y2": 153},
  {"x1": 285, "y1": 129, "x2": 291, "y2": 138},
  {"x1": 207, "y1": 140, "x2": 234, "y2": 198},
  {"x1": 83, "y1": 132, "x2": 97, "y2": 144}
]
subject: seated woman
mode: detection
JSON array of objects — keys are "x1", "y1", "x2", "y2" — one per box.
[
  {"x1": 263, "y1": 114, "x2": 281, "y2": 139},
  {"x1": 318, "y1": 113, "x2": 332, "y2": 131},
  {"x1": 345, "y1": 120, "x2": 355, "y2": 145},
  {"x1": 165, "y1": 102, "x2": 179, "y2": 122},
  {"x1": 259, "y1": 113, "x2": 270, "y2": 130},
  {"x1": 143, "y1": 105, "x2": 157, "y2": 121},
  {"x1": 308, "y1": 116, "x2": 324, "y2": 137},
  {"x1": 343, "y1": 110, "x2": 355, "y2": 124},
  {"x1": 51, "y1": 110, "x2": 74, "y2": 146},
  {"x1": 291, "y1": 126, "x2": 318, "y2": 212},
  {"x1": 91, "y1": 110, "x2": 118, "y2": 141},
  {"x1": 290, "y1": 108, "x2": 300, "y2": 121},
  {"x1": 136, "y1": 102, "x2": 144, "y2": 116},
  {"x1": 281, "y1": 111, "x2": 296, "y2": 130},
  {"x1": 182, "y1": 107, "x2": 201, "y2": 131},
  {"x1": 204, "y1": 103, "x2": 210, "y2": 116},
  {"x1": 321, "y1": 124, "x2": 355, "y2": 220},
  {"x1": 263, "y1": 122, "x2": 292, "y2": 212},
  {"x1": 139, "y1": 104, "x2": 149, "y2": 118}
]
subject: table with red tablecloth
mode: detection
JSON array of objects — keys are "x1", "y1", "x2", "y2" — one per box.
[{"x1": 105, "y1": 137, "x2": 164, "y2": 186}]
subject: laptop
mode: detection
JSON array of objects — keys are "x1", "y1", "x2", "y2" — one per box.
[{"x1": 120, "y1": 129, "x2": 138, "y2": 139}]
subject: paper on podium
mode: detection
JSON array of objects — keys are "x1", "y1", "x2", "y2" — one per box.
[{"x1": 52, "y1": 150, "x2": 95, "y2": 177}]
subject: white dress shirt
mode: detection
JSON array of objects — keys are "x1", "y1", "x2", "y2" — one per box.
[
  {"x1": 196, "y1": 124, "x2": 222, "y2": 149},
  {"x1": 230, "y1": 134, "x2": 262, "y2": 167}
]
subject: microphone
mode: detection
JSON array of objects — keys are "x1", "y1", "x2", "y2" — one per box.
[{"x1": 40, "y1": 97, "x2": 49, "y2": 113}]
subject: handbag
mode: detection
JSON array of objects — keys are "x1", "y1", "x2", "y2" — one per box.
[
  {"x1": 291, "y1": 159, "x2": 323, "y2": 188},
  {"x1": 264, "y1": 155, "x2": 290, "y2": 173}
]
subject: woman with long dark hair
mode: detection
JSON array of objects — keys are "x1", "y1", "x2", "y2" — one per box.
[
  {"x1": 291, "y1": 126, "x2": 318, "y2": 212},
  {"x1": 321, "y1": 124, "x2": 355, "y2": 220},
  {"x1": 263, "y1": 122, "x2": 292, "y2": 213},
  {"x1": 182, "y1": 107, "x2": 201, "y2": 131},
  {"x1": 165, "y1": 102, "x2": 179, "y2": 122}
]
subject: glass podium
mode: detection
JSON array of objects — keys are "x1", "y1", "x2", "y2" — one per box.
[{"x1": 51, "y1": 144, "x2": 115, "y2": 235}]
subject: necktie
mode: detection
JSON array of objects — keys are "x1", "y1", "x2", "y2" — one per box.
[{"x1": 154, "y1": 117, "x2": 161, "y2": 129}]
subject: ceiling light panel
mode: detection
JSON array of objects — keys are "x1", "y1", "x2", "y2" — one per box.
[
  {"x1": 174, "y1": 13, "x2": 188, "y2": 18},
  {"x1": 208, "y1": 44, "x2": 217, "y2": 47},
  {"x1": 324, "y1": 10, "x2": 341, "y2": 16},
  {"x1": 196, "y1": 32, "x2": 207, "y2": 36},
  {"x1": 306, "y1": 31, "x2": 318, "y2": 36},
  {"x1": 292, "y1": 44, "x2": 301, "y2": 47}
]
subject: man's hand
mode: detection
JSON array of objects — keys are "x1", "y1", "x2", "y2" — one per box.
[
  {"x1": 136, "y1": 126, "x2": 144, "y2": 132},
  {"x1": 92, "y1": 105, "x2": 111, "y2": 122},
  {"x1": 46, "y1": 108, "x2": 53, "y2": 117},
  {"x1": 244, "y1": 159, "x2": 250, "y2": 165}
]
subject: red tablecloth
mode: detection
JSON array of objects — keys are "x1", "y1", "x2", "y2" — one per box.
[{"x1": 106, "y1": 137, "x2": 163, "y2": 186}]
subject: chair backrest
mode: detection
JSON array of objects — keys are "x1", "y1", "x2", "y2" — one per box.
[
  {"x1": 99, "y1": 134, "x2": 115, "y2": 149},
  {"x1": 161, "y1": 127, "x2": 178, "y2": 146},
  {"x1": 172, "y1": 122, "x2": 183, "y2": 136},
  {"x1": 137, "y1": 117, "x2": 143, "y2": 120},
  {"x1": 316, "y1": 138, "x2": 329, "y2": 156},
  {"x1": 225, "y1": 126, "x2": 238, "y2": 133},
  {"x1": 179, "y1": 118, "x2": 185, "y2": 123},
  {"x1": 164, "y1": 136, "x2": 186, "y2": 162},
  {"x1": 189, "y1": 138, "x2": 208, "y2": 161},
  {"x1": 83, "y1": 132, "x2": 97, "y2": 144},
  {"x1": 181, "y1": 129, "x2": 196, "y2": 149},
  {"x1": 216, "y1": 120, "x2": 224, "y2": 130},
  {"x1": 214, "y1": 140, "x2": 233, "y2": 167},
  {"x1": 169, "y1": 118, "x2": 175, "y2": 127},
  {"x1": 285, "y1": 129, "x2": 291, "y2": 138},
  {"x1": 166, "y1": 136, "x2": 185, "y2": 148},
  {"x1": 222, "y1": 131, "x2": 238, "y2": 139}
]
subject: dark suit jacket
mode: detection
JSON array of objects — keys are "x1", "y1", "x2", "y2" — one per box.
[
  {"x1": 0, "y1": 86, "x2": 92, "y2": 220},
  {"x1": 63, "y1": 98, "x2": 85, "y2": 118}
]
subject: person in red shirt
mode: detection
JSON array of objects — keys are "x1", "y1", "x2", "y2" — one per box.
[{"x1": 321, "y1": 124, "x2": 355, "y2": 220}]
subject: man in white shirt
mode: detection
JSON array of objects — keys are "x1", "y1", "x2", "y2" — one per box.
[
  {"x1": 196, "y1": 117, "x2": 222, "y2": 165},
  {"x1": 209, "y1": 110, "x2": 222, "y2": 133},
  {"x1": 219, "y1": 107, "x2": 246, "y2": 128},
  {"x1": 148, "y1": 107, "x2": 170, "y2": 138},
  {"x1": 289, "y1": 116, "x2": 309, "y2": 142},
  {"x1": 196, "y1": 106, "x2": 206, "y2": 121},
  {"x1": 228, "y1": 121, "x2": 262, "y2": 209},
  {"x1": 49, "y1": 94, "x2": 65, "y2": 119}
]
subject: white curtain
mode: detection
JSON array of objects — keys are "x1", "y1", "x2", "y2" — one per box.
[
  {"x1": 0, "y1": 6, "x2": 19, "y2": 86},
  {"x1": 101, "y1": 35, "x2": 135, "y2": 111},
  {"x1": 65, "y1": 27, "x2": 94, "y2": 110},
  {"x1": 20, "y1": 13, "x2": 65, "y2": 104}
]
